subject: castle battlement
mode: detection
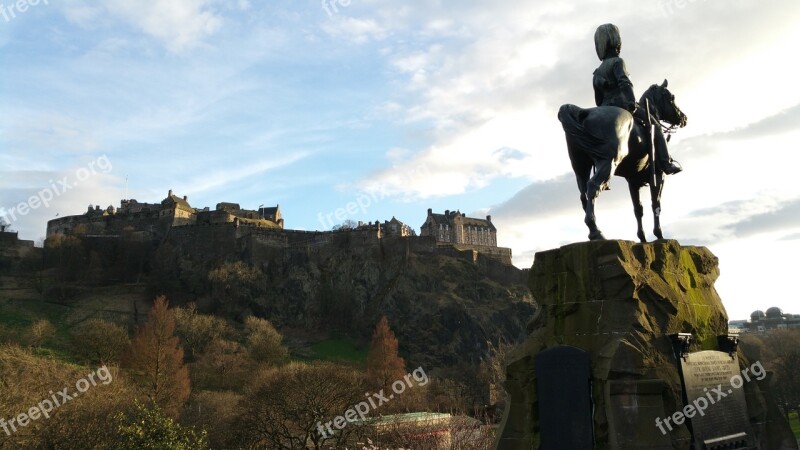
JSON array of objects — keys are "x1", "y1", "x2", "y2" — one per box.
[{"x1": 45, "y1": 193, "x2": 513, "y2": 265}]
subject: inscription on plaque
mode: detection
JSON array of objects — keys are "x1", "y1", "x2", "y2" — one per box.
[
  {"x1": 679, "y1": 351, "x2": 754, "y2": 449},
  {"x1": 535, "y1": 346, "x2": 594, "y2": 450}
]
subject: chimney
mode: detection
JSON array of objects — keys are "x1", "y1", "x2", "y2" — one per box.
[
  {"x1": 183, "y1": 195, "x2": 188, "y2": 202},
  {"x1": 486, "y1": 215, "x2": 492, "y2": 222},
  {"x1": 427, "y1": 208, "x2": 432, "y2": 216},
  {"x1": 168, "y1": 189, "x2": 173, "y2": 197},
  {"x1": 445, "y1": 210, "x2": 450, "y2": 216}
]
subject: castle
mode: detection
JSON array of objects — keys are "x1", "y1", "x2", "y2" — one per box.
[{"x1": 45, "y1": 191, "x2": 513, "y2": 265}]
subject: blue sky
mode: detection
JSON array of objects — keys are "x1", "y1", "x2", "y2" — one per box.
[{"x1": 1, "y1": 0, "x2": 799, "y2": 320}]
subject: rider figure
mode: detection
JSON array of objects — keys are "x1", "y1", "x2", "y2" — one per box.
[{"x1": 593, "y1": 24, "x2": 682, "y2": 175}]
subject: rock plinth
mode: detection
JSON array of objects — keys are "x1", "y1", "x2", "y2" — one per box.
[{"x1": 495, "y1": 240, "x2": 797, "y2": 450}]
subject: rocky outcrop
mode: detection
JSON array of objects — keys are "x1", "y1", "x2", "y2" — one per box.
[
  {"x1": 160, "y1": 233, "x2": 535, "y2": 370},
  {"x1": 495, "y1": 240, "x2": 796, "y2": 450}
]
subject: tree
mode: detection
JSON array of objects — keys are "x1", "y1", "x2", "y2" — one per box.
[
  {"x1": 182, "y1": 391, "x2": 244, "y2": 450},
  {"x1": 763, "y1": 330, "x2": 800, "y2": 418},
  {"x1": 70, "y1": 319, "x2": 130, "y2": 364},
  {"x1": 366, "y1": 316, "x2": 406, "y2": 393},
  {"x1": 191, "y1": 338, "x2": 252, "y2": 392},
  {"x1": 332, "y1": 219, "x2": 359, "y2": 231},
  {"x1": 245, "y1": 316, "x2": 289, "y2": 365},
  {"x1": 173, "y1": 303, "x2": 232, "y2": 360},
  {"x1": 237, "y1": 362, "x2": 367, "y2": 449},
  {"x1": 208, "y1": 261, "x2": 263, "y2": 305},
  {"x1": 116, "y1": 401, "x2": 208, "y2": 450},
  {"x1": 122, "y1": 296, "x2": 190, "y2": 418}
]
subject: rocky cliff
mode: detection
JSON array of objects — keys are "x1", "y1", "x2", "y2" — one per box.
[{"x1": 156, "y1": 232, "x2": 535, "y2": 369}]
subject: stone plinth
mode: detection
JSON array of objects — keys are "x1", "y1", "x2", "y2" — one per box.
[{"x1": 495, "y1": 240, "x2": 797, "y2": 450}]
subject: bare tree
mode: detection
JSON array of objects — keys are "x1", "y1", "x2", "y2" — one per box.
[
  {"x1": 763, "y1": 330, "x2": 800, "y2": 418},
  {"x1": 237, "y1": 362, "x2": 368, "y2": 449}
]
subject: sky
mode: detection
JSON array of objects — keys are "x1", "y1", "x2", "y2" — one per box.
[{"x1": 1, "y1": 0, "x2": 798, "y2": 320}]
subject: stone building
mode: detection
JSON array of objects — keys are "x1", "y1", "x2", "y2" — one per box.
[
  {"x1": 45, "y1": 195, "x2": 515, "y2": 265},
  {"x1": 160, "y1": 190, "x2": 196, "y2": 226},
  {"x1": 419, "y1": 209, "x2": 512, "y2": 264},
  {"x1": 46, "y1": 190, "x2": 284, "y2": 239},
  {"x1": 356, "y1": 217, "x2": 415, "y2": 237},
  {"x1": 420, "y1": 209, "x2": 498, "y2": 247}
]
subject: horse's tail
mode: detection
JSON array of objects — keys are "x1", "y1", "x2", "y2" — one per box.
[{"x1": 558, "y1": 104, "x2": 605, "y2": 149}]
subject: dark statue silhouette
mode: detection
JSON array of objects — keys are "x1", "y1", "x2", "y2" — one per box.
[{"x1": 558, "y1": 24, "x2": 687, "y2": 241}]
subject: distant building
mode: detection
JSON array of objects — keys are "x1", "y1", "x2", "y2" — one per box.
[
  {"x1": 46, "y1": 190, "x2": 284, "y2": 240},
  {"x1": 732, "y1": 307, "x2": 800, "y2": 334},
  {"x1": 420, "y1": 209, "x2": 512, "y2": 264},
  {"x1": 356, "y1": 217, "x2": 415, "y2": 237},
  {"x1": 44, "y1": 194, "x2": 515, "y2": 266},
  {"x1": 420, "y1": 209, "x2": 498, "y2": 247}
]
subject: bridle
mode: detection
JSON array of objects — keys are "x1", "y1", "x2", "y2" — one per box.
[{"x1": 649, "y1": 85, "x2": 683, "y2": 142}]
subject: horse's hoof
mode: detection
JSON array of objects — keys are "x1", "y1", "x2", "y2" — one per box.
[
  {"x1": 654, "y1": 229, "x2": 664, "y2": 240},
  {"x1": 638, "y1": 232, "x2": 647, "y2": 243},
  {"x1": 589, "y1": 230, "x2": 606, "y2": 241}
]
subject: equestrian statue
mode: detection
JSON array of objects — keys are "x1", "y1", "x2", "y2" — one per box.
[{"x1": 558, "y1": 23, "x2": 687, "y2": 242}]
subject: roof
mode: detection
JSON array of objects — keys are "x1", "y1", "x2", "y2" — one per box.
[
  {"x1": 423, "y1": 210, "x2": 496, "y2": 231},
  {"x1": 162, "y1": 194, "x2": 193, "y2": 211}
]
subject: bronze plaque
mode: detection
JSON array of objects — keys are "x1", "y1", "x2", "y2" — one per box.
[{"x1": 679, "y1": 351, "x2": 754, "y2": 449}]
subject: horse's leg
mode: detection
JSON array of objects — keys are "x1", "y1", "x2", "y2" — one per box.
[
  {"x1": 585, "y1": 157, "x2": 613, "y2": 241},
  {"x1": 628, "y1": 180, "x2": 646, "y2": 242},
  {"x1": 650, "y1": 171, "x2": 665, "y2": 239},
  {"x1": 568, "y1": 144, "x2": 593, "y2": 234}
]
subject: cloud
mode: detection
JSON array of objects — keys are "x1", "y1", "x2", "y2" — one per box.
[
  {"x1": 320, "y1": 16, "x2": 389, "y2": 44},
  {"x1": 719, "y1": 103, "x2": 800, "y2": 139},
  {"x1": 725, "y1": 198, "x2": 800, "y2": 238},
  {"x1": 61, "y1": 0, "x2": 223, "y2": 52},
  {"x1": 488, "y1": 174, "x2": 579, "y2": 221}
]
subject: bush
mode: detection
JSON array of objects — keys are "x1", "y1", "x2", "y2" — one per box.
[
  {"x1": 70, "y1": 319, "x2": 130, "y2": 364},
  {"x1": 25, "y1": 319, "x2": 56, "y2": 348}
]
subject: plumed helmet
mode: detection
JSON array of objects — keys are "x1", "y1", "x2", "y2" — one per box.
[{"x1": 595, "y1": 23, "x2": 622, "y2": 60}]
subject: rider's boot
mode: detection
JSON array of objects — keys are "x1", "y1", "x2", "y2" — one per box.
[{"x1": 662, "y1": 158, "x2": 682, "y2": 175}]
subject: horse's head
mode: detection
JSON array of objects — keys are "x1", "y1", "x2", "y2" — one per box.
[{"x1": 645, "y1": 79, "x2": 687, "y2": 129}]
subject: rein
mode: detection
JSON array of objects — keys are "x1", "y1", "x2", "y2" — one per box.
[{"x1": 646, "y1": 87, "x2": 680, "y2": 142}]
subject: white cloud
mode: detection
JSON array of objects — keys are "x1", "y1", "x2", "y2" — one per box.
[
  {"x1": 320, "y1": 16, "x2": 389, "y2": 44},
  {"x1": 61, "y1": 0, "x2": 224, "y2": 52}
]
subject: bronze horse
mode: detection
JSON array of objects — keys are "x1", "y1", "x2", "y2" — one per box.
[{"x1": 558, "y1": 80, "x2": 687, "y2": 241}]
